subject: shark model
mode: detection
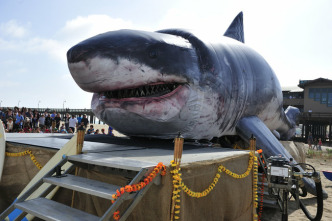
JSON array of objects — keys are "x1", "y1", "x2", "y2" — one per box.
[{"x1": 67, "y1": 12, "x2": 327, "y2": 197}]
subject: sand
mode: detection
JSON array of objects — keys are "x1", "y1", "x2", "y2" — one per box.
[
  {"x1": 261, "y1": 144, "x2": 332, "y2": 221},
  {"x1": 88, "y1": 123, "x2": 125, "y2": 137}
]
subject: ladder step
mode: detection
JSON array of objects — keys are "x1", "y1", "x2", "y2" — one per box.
[
  {"x1": 15, "y1": 198, "x2": 99, "y2": 221},
  {"x1": 257, "y1": 191, "x2": 270, "y2": 196},
  {"x1": 68, "y1": 153, "x2": 155, "y2": 171},
  {"x1": 43, "y1": 174, "x2": 121, "y2": 199},
  {"x1": 262, "y1": 199, "x2": 279, "y2": 208},
  {"x1": 257, "y1": 182, "x2": 268, "y2": 187}
]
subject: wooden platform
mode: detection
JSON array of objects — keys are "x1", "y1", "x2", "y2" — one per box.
[{"x1": 1, "y1": 134, "x2": 254, "y2": 221}]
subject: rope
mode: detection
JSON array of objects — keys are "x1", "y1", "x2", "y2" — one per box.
[{"x1": 5, "y1": 150, "x2": 43, "y2": 170}]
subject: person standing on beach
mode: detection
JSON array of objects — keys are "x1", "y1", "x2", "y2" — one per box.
[
  {"x1": 25, "y1": 108, "x2": 33, "y2": 127},
  {"x1": 6, "y1": 117, "x2": 14, "y2": 132},
  {"x1": 318, "y1": 138, "x2": 322, "y2": 151},
  {"x1": 38, "y1": 114, "x2": 45, "y2": 128},
  {"x1": 77, "y1": 114, "x2": 82, "y2": 125},
  {"x1": 0, "y1": 108, "x2": 6, "y2": 123},
  {"x1": 54, "y1": 113, "x2": 61, "y2": 129},
  {"x1": 308, "y1": 132, "x2": 313, "y2": 149},
  {"x1": 50, "y1": 111, "x2": 56, "y2": 120},
  {"x1": 50, "y1": 111, "x2": 57, "y2": 130},
  {"x1": 81, "y1": 114, "x2": 89, "y2": 127},
  {"x1": 313, "y1": 138, "x2": 318, "y2": 150},
  {"x1": 64, "y1": 113, "x2": 70, "y2": 131},
  {"x1": 45, "y1": 113, "x2": 52, "y2": 129},
  {"x1": 14, "y1": 111, "x2": 24, "y2": 131},
  {"x1": 32, "y1": 113, "x2": 39, "y2": 128},
  {"x1": 69, "y1": 115, "x2": 78, "y2": 133},
  {"x1": 5, "y1": 108, "x2": 14, "y2": 125}
]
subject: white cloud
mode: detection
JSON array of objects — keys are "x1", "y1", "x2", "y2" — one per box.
[
  {"x1": 58, "y1": 15, "x2": 134, "y2": 43},
  {"x1": 0, "y1": 15, "x2": 133, "y2": 79},
  {"x1": 45, "y1": 15, "x2": 134, "y2": 63},
  {"x1": 0, "y1": 20, "x2": 29, "y2": 38},
  {"x1": 0, "y1": 36, "x2": 67, "y2": 62},
  {"x1": 26, "y1": 37, "x2": 66, "y2": 61},
  {"x1": 0, "y1": 80, "x2": 21, "y2": 88},
  {"x1": 0, "y1": 38, "x2": 21, "y2": 50},
  {"x1": 0, "y1": 59, "x2": 28, "y2": 77}
]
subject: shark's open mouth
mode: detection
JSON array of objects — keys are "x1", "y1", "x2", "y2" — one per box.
[{"x1": 100, "y1": 83, "x2": 184, "y2": 100}]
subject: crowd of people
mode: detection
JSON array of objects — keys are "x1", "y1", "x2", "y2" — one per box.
[{"x1": 0, "y1": 107, "x2": 114, "y2": 135}]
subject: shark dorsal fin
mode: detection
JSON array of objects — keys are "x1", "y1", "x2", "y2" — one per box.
[{"x1": 224, "y1": 12, "x2": 244, "y2": 43}]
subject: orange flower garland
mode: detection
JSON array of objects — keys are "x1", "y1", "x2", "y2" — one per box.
[{"x1": 110, "y1": 162, "x2": 166, "y2": 220}]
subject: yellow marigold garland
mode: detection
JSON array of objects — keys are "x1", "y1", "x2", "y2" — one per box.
[
  {"x1": 6, "y1": 150, "x2": 43, "y2": 169},
  {"x1": 170, "y1": 161, "x2": 181, "y2": 219},
  {"x1": 171, "y1": 151, "x2": 258, "y2": 219},
  {"x1": 252, "y1": 153, "x2": 259, "y2": 221}
]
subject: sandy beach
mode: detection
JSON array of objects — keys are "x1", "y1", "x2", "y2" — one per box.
[
  {"x1": 87, "y1": 123, "x2": 125, "y2": 137},
  {"x1": 261, "y1": 144, "x2": 332, "y2": 221}
]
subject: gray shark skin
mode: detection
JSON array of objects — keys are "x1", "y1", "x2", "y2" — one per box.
[{"x1": 67, "y1": 12, "x2": 326, "y2": 197}]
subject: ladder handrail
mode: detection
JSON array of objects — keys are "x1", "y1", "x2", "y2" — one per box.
[
  {"x1": 119, "y1": 173, "x2": 162, "y2": 221},
  {"x1": 0, "y1": 157, "x2": 69, "y2": 220},
  {"x1": 1, "y1": 154, "x2": 159, "y2": 221},
  {"x1": 99, "y1": 167, "x2": 149, "y2": 221}
]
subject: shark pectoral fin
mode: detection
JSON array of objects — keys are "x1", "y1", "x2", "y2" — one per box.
[
  {"x1": 272, "y1": 130, "x2": 280, "y2": 139},
  {"x1": 235, "y1": 116, "x2": 328, "y2": 198},
  {"x1": 235, "y1": 116, "x2": 292, "y2": 158}
]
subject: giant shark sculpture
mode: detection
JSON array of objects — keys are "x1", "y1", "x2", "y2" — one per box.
[{"x1": 66, "y1": 12, "x2": 326, "y2": 197}]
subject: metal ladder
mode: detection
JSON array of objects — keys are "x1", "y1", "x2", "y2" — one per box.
[{"x1": 0, "y1": 153, "x2": 160, "y2": 221}]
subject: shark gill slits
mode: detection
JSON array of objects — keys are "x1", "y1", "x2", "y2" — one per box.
[{"x1": 102, "y1": 83, "x2": 182, "y2": 99}]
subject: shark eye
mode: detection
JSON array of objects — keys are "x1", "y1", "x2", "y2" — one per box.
[{"x1": 148, "y1": 49, "x2": 158, "y2": 59}]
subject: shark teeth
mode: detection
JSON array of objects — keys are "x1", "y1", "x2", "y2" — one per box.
[{"x1": 102, "y1": 83, "x2": 182, "y2": 99}]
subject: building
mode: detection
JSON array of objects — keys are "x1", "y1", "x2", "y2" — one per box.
[
  {"x1": 298, "y1": 78, "x2": 332, "y2": 112},
  {"x1": 282, "y1": 78, "x2": 332, "y2": 144},
  {"x1": 282, "y1": 86, "x2": 304, "y2": 112}
]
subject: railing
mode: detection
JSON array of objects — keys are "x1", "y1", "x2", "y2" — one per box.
[
  {"x1": 282, "y1": 98, "x2": 304, "y2": 106},
  {"x1": 33, "y1": 108, "x2": 92, "y2": 113},
  {"x1": 300, "y1": 112, "x2": 332, "y2": 119},
  {"x1": 1, "y1": 107, "x2": 93, "y2": 114}
]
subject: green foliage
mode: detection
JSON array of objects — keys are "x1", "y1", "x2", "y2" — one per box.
[{"x1": 307, "y1": 148, "x2": 332, "y2": 159}]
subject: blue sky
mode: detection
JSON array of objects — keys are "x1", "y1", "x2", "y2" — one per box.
[{"x1": 1, "y1": 0, "x2": 332, "y2": 109}]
